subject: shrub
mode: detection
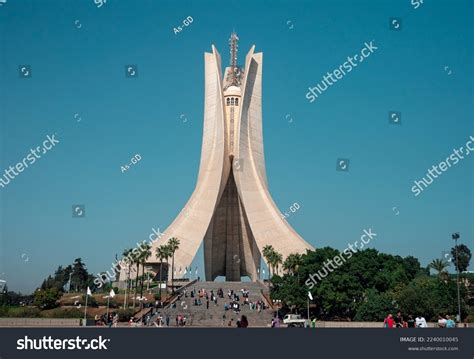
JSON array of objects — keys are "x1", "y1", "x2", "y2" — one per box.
[
  {"x1": 117, "y1": 308, "x2": 135, "y2": 322},
  {"x1": 354, "y1": 290, "x2": 396, "y2": 321},
  {"x1": 40, "y1": 308, "x2": 83, "y2": 318},
  {"x1": 83, "y1": 295, "x2": 98, "y2": 308},
  {"x1": 34, "y1": 288, "x2": 61, "y2": 309},
  {"x1": 108, "y1": 300, "x2": 118, "y2": 309},
  {"x1": 0, "y1": 307, "x2": 41, "y2": 318}
]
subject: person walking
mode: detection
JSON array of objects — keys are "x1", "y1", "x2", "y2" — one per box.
[
  {"x1": 240, "y1": 315, "x2": 248, "y2": 328},
  {"x1": 415, "y1": 315, "x2": 428, "y2": 328},
  {"x1": 383, "y1": 314, "x2": 394, "y2": 328},
  {"x1": 438, "y1": 315, "x2": 447, "y2": 328},
  {"x1": 394, "y1": 311, "x2": 404, "y2": 328},
  {"x1": 446, "y1": 315, "x2": 456, "y2": 328},
  {"x1": 271, "y1": 316, "x2": 281, "y2": 328}
]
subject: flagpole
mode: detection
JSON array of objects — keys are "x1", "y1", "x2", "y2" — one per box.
[
  {"x1": 307, "y1": 297, "x2": 309, "y2": 320},
  {"x1": 123, "y1": 266, "x2": 128, "y2": 309},
  {"x1": 307, "y1": 291, "x2": 313, "y2": 322},
  {"x1": 123, "y1": 279, "x2": 127, "y2": 309},
  {"x1": 146, "y1": 271, "x2": 150, "y2": 292},
  {"x1": 68, "y1": 273, "x2": 72, "y2": 293},
  {"x1": 84, "y1": 290, "x2": 88, "y2": 325}
]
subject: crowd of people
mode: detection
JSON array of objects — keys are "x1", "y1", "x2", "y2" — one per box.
[
  {"x1": 100, "y1": 284, "x2": 275, "y2": 328},
  {"x1": 187, "y1": 287, "x2": 221, "y2": 308},
  {"x1": 223, "y1": 315, "x2": 249, "y2": 327},
  {"x1": 223, "y1": 288, "x2": 267, "y2": 314},
  {"x1": 383, "y1": 311, "x2": 457, "y2": 328},
  {"x1": 94, "y1": 313, "x2": 118, "y2": 327}
]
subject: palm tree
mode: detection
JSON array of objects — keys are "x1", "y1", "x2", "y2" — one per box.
[
  {"x1": 164, "y1": 244, "x2": 173, "y2": 278},
  {"x1": 139, "y1": 243, "x2": 152, "y2": 299},
  {"x1": 167, "y1": 237, "x2": 180, "y2": 294},
  {"x1": 428, "y1": 258, "x2": 449, "y2": 278},
  {"x1": 155, "y1": 245, "x2": 168, "y2": 299},
  {"x1": 131, "y1": 250, "x2": 141, "y2": 308},
  {"x1": 122, "y1": 248, "x2": 132, "y2": 308},
  {"x1": 272, "y1": 251, "x2": 283, "y2": 276},
  {"x1": 262, "y1": 245, "x2": 275, "y2": 279},
  {"x1": 283, "y1": 253, "x2": 302, "y2": 276}
]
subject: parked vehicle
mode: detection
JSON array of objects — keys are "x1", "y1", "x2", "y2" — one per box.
[{"x1": 283, "y1": 314, "x2": 308, "y2": 327}]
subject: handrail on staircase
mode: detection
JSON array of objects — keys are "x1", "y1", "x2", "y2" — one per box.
[{"x1": 164, "y1": 278, "x2": 198, "y2": 309}]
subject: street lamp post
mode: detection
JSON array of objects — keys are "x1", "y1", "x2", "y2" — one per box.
[
  {"x1": 452, "y1": 232, "x2": 461, "y2": 325},
  {"x1": 145, "y1": 266, "x2": 151, "y2": 292},
  {"x1": 68, "y1": 273, "x2": 72, "y2": 293},
  {"x1": 307, "y1": 297, "x2": 310, "y2": 321},
  {"x1": 307, "y1": 291, "x2": 313, "y2": 322},
  {"x1": 273, "y1": 299, "x2": 281, "y2": 319}
]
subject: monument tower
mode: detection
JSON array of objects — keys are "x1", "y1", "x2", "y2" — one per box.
[{"x1": 148, "y1": 33, "x2": 314, "y2": 281}]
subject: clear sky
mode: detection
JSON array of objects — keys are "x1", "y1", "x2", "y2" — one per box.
[{"x1": 0, "y1": 0, "x2": 472, "y2": 293}]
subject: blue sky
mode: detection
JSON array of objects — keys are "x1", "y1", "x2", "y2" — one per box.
[{"x1": 0, "y1": 0, "x2": 472, "y2": 293}]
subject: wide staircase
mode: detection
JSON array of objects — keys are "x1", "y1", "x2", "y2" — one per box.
[{"x1": 154, "y1": 281, "x2": 274, "y2": 327}]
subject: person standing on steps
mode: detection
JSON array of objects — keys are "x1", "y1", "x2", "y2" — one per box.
[{"x1": 239, "y1": 315, "x2": 248, "y2": 328}]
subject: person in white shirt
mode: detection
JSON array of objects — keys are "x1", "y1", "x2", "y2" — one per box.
[
  {"x1": 416, "y1": 315, "x2": 428, "y2": 328},
  {"x1": 438, "y1": 315, "x2": 447, "y2": 328}
]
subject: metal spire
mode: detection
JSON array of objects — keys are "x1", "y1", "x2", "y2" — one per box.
[
  {"x1": 228, "y1": 32, "x2": 239, "y2": 86},
  {"x1": 229, "y1": 32, "x2": 239, "y2": 67}
]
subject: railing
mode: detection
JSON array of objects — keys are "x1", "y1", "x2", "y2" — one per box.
[
  {"x1": 164, "y1": 279, "x2": 198, "y2": 309},
  {"x1": 0, "y1": 318, "x2": 81, "y2": 327}
]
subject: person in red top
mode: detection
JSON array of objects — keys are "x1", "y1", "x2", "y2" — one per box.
[{"x1": 383, "y1": 314, "x2": 395, "y2": 328}]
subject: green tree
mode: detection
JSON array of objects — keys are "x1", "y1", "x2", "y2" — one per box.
[
  {"x1": 271, "y1": 251, "x2": 283, "y2": 277},
  {"x1": 283, "y1": 253, "x2": 302, "y2": 276},
  {"x1": 262, "y1": 245, "x2": 275, "y2": 278},
  {"x1": 34, "y1": 288, "x2": 61, "y2": 309},
  {"x1": 402, "y1": 256, "x2": 425, "y2": 279},
  {"x1": 271, "y1": 275, "x2": 308, "y2": 313},
  {"x1": 167, "y1": 237, "x2": 180, "y2": 293},
  {"x1": 428, "y1": 258, "x2": 449, "y2": 278},
  {"x1": 270, "y1": 246, "x2": 471, "y2": 321},
  {"x1": 131, "y1": 249, "x2": 141, "y2": 308},
  {"x1": 354, "y1": 289, "x2": 396, "y2": 321},
  {"x1": 451, "y1": 244, "x2": 472, "y2": 272},
  {"x1": 395, "y1": 276, "x2": 467, "y2": 321},
  {"x1": 122, "y1": 248, "x2": 133, "y2": 307},
  {"x1": 71, "y1": 258, "x2": 89, "y2": 291},
  {"x1": 155, "y1": 245, "x2": 169, "y2": 299},
  {"x1": 139, "y1": 243, "x2": 152, "y2": 299}
]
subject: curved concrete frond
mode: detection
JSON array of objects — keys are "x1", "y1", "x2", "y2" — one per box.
[
  {"x1": 140, "y1": 41, "x2": 314, "y2": 282},
  {"x1": 148, "y1": 47, "x2": 228, "y2": 274},
  {"x1": 234, "y1": 49, "x2": 314, "y2": 275}
]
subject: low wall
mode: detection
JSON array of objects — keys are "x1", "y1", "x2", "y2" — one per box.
[
  {"x1": 0, "y1": 318, "x2": 81, "y2": 327},
  {"x1": 317, "y1": 321, "x2": 440, "y2": 328}
]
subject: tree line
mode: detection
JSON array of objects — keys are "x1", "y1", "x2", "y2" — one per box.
[{"x1": 266, "y1": 244, "x2": 472, "y2": 322}]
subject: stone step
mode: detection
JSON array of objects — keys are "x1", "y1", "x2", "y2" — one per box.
[{"x1": 150, "y1": 281, "x2": 274, "y2": 327}]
